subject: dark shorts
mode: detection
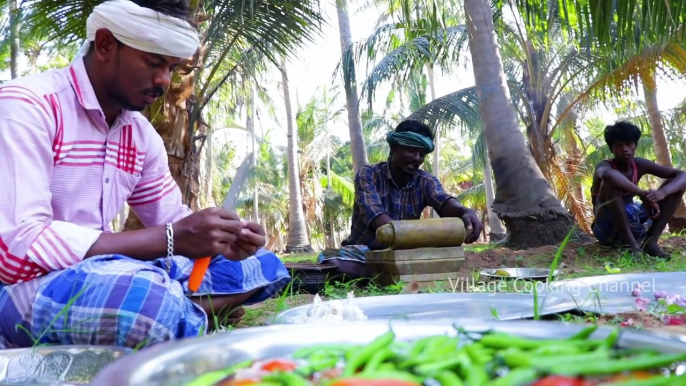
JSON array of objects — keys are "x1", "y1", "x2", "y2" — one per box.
[{"x1": 592, "y1": 199, "x2": 653, "y2": 246}]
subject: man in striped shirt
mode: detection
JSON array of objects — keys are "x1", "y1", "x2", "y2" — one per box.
[{"x1": 0, "y1": 0, "x2": 289, "y2": 349}]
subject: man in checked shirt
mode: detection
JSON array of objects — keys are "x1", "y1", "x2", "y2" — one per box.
[
  {"x1": 317, "y1": 120, "x2": 483, "y2": 276},
  {"x1": 0, "y1": 0, "x2": 289, "y2": 349}
]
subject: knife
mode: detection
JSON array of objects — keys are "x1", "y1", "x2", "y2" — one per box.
[{"x1": 188, "y1": 152, "x2": 254, "y2": 293}]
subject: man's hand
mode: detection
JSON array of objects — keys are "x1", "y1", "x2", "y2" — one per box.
[
  {"x1": 644, "y1": 189, "x2": 666, "y2": 203},
  {"x1": 172, "y1": 207, "x2": 243, "y2": 258},
  {"x1": 222, "y1": 221, "x2": 267, "y2": 261},
  {"x1": 461, "y1": 209, "x2": 483, "y2": 244}
]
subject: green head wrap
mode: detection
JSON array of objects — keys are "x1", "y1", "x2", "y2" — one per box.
[{"x1": 386, "y1": 131, "x2": 435, "y2": 153}]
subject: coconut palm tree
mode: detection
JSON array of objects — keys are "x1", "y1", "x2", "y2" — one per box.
[
  {"x1": 461, "y1": 0, "x2": 576, "y2": 248},
  {"x1": 336, "y1": 0, "x2": 368, "y2": 173},
  {"x1": 281, "y1": 58, "x2": 312, "y2": 252}
]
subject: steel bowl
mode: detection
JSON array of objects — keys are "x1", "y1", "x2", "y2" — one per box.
[
  {"x1": 480, "y1": 268, "x2": 561, "y2": 280},
  {"x1": 270, "y1": 292, "x2": 578, "y2": 324},
  {"x1": 0, "y1": 345, "x2": 130, "y2": 385},
  {"x1": 93, "y1": 319, "x2": 686, "y2": 386}
]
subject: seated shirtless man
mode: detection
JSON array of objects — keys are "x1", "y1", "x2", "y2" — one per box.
[
  {"x1": 317, "y1": 120, "x2": 483, "y2": 275},
  {"x1": 590, "y1": 121, "x2": 686, "y2": 257},
  {"x1": 0, "y1": 0, "x2": 289, "y2": 349}
]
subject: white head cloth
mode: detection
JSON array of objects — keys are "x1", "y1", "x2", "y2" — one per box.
[{"x1": 75, "y1": 0, "x2": 200, "y2": 59}]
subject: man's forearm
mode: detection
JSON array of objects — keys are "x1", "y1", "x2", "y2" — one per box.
[
  {"x1": 439, "y1": 198, "x2": 469, "y2": 218},
  {"x1": 85, "y1": 225, "x2": 168, "y2": 261},
  {"x1": 601, "y1": 170, "x2": 645, "y2": 196},
  {"x1": 659, "y1": 171, "x2": 686, "y2": 197},
  {"x1": 369, "y1": 213, "x2": 394, "y2": 231}
]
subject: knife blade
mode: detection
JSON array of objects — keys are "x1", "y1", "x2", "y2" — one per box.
[{"x1": 188, "y1": 152, "x2": 254, "y2": 293}]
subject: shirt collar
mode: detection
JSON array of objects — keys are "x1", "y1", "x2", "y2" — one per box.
[
  {"x1": 383, "y1": 161, "x2": 417, "y2": 188},
  {"x1": 68, "y1": 57, "x2": 132, "y2": 124}
]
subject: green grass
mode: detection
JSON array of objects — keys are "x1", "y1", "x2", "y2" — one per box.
[{"x1": 279, "y1": 252, "x2": 319, "y2": 264}]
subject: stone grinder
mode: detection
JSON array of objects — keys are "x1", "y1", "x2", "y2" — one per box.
[{"x1": 364, "y1": 217, "x2": 467, "y2": 288}]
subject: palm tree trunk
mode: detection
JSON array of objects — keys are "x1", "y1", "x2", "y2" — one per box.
[
  {"x1": 247, "y1": 83, "x2": 259, "y2": 223},
  {"x1": 483, "y1": 143, "x2": 506, "y2": 240},
  {"x1": 9, "y1": 0, "x2": 19, "y2": 79},
  {"x1": 522, "y1": 40, "x2": 550, "y2": 175},
  {"x1": 205, "y1": 129, "x2": 214, "y2": 206},
  {"x1": 642, "y1": 71, "x2": 686, "y2": 232},
  {"x1": 464, "y1": 0, "x2": 575, "y2": 249},
  {"x1": 336, "y1": 0, "x2": 369, "y2": 173},
  {"x1": 281, "y1": 60, "x2": 312, "y2": 252}
]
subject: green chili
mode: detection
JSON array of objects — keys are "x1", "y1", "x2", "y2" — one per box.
[
  {"x1": 602, "y1": 327, "x2": 620, "y2": 349},
  {"x1": 409, "y1": 335, "x2": 445, "y2": 356},
  {"x1": 185, "y1": 359, "x2": 253, "y2": 386},
  {"x1": 414, "y1": 356, "x2": 464, "y2": 375},
  {"x1": 531, "y1": 344, "x2": 584, "y2": 356},
  {"x1": 432, "y1": 370, "x2": 464, "y2": 386},
  {"x1": 378, "y1": 362, "x2": 397, "y2": 371},
  {"x1": 464, "y1": 343, "x2": 492, "y2": 365},
  {"x1": 343, "y1": 330, "x2": 395, "y2": 376},
  {"x1": 362, "y1": 348, "x2": 395, "y2": 373},
  {"x1": 480, "y1": 333, "x2": 603, "y2": 350},
  {"x1": 262, "y1": 371, "x2": 310, "y2": 386},
  {"x1": 501, "y1": 347, "x2": 611, "y2": 369},
  {"x1": 596, "y1": 373, "x2": 686, "y2": 386},
  {"x1": 336, "y1": 370, "x2": 424, "y2": 383},
  {"x1": 548, "y1": 353, "x2": 686, "y2": 376},
  {"x1": 298, "y1": 353, "x2": 340, "y2": 376},
  {"x1": 568, "y1": 325, "x2": 599, "y2": 340},
  {"x1": 485, "y1": 368, "x2": 538, "y2": 386}
]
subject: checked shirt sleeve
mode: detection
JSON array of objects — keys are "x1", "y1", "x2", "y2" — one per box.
[
  {"x1": 421, "y1": 173, "x2": 455, "y2": 213},
  {"x1": 354, "y1": 166, "x2": 387, "y2": 226},
  {"x1": 127, "y1": 127, "x2": 192, "y2": 227},
  {"x1": 0, "y1": 86, "x2": 102, "y2": 284}
]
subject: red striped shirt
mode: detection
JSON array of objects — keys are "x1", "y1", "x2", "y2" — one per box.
[{"x1": 0, "y1": 57, "x2": 191, "y2": 284}]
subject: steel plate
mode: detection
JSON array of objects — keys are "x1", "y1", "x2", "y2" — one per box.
[
  {"x1": 93, "y1": 319, "x2": 686, "y2": 386},
  {"x1": 480, "y1": 268, "x2": 561, "y2": 280},
  {"x1": 270, "y1": 292, "x2": 577, "y2": 324},
  {"x1": 545, "y1": 272, "x2": 686, "y2": 314},
  {"x1": 0, "y1": 346, "x2": 130, "y2": 385}
]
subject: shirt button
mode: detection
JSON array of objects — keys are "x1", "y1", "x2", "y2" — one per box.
[{"x1": 105, "y1": 178, "x2": 110, "y2": 183}]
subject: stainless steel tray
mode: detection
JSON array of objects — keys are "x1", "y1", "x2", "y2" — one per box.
[
  {"x1": 92, "y1": 319, "x2": 686, "y2": 386},
  {"x1": 546, "y1": 272, "x2": 686, "y2": 314},
  {"x1": 0, "y1": 346, "x2": 130, "y2": 385},
  {"x1": 480, "y1": 267, "x2": 561, "y2": 280},
  {"x1": 271, "y1": 292, "x2": 578, "y2": 324}
]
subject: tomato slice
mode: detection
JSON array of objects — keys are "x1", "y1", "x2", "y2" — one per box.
[
  {"x1": 329, "y1": 379, "x2": 421, "y2": 386},
  {"x1": 216, "y1": 378, "x2": 261, "y2": 386},
  {"x1": 259, "y1": 359, "x2": 298, "y2": 372},
  {"x1": 530, "y1": 376, "x2": 591, "y2": 386}
]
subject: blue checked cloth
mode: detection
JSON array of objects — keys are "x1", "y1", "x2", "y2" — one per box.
[
  {"x1": 592, "y1": 199, "x2": 653, "y2": 246},
  {"x1": 0, "y1": 249, "x2": 290, "y2": 349},
  {"x1": 317, "y1": 245, "x2": 370, "y2": 264}
]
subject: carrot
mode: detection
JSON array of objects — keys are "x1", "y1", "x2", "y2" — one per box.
[{"x1": 188, "y1": 256, "x2": 211, "y2": 292}]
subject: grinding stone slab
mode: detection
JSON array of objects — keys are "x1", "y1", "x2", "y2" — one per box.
[{"x1": 545, "y1": 272, "x2": 686, "y2": 314}]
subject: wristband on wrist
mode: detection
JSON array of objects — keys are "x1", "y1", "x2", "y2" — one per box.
[{"x1": 165, "y1": 223, "x2": 174, "y2": 273}]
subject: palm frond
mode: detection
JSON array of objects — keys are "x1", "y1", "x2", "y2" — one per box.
[
  {"x1": 512, "y1": 0, "x2": 686, "y2": 59},
  {"x1": 553, "y1": 40, "x2": 686, "y2": 136},
  {"x1": 353, "y1": 26, "x2": 467, "y2": 107},
  {"x1": 320, "y1": 170, "x2": 355, "y2": 207},
  {"x1": 455, "y1": 183, "x2": 486, "y2": 211}
]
